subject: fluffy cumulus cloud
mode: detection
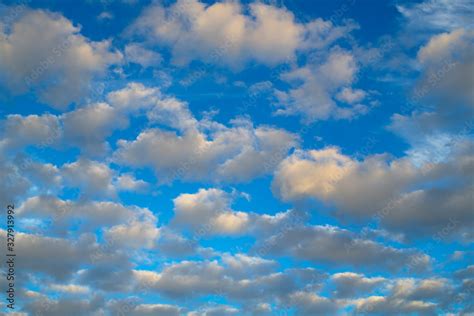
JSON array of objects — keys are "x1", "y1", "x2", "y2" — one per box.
[
  {"x1": 130, "y1": 1, "x2": 370, "y2": 122},
  {"x1": 287, "y1": 291, "x2": 338, "y2": 315},
  {"x1": 272, "y1": 144, "x2": 474, "y2": 240},
  {"x1": 104, "y1": 214, "x2": 160, "y2": 249},
  {"x1": 411, "y1": 28, "x2": 474, "y2": 128},
  {"x1": 0, "y1": 114, "x2": 61, "y2": 153},
  {"x1": 17, "y1": 195, "x2": 155, "y2": 235},
  {"x1": 387, "y1": 28, "x2": 474, "y2": 149},
  {"x1": 22, "y1": 296, "x2": 105, "y2": 316},
  {"x1": 330, "y1": 272, "x2": 386, "y2": 298},
  {"x1": 272, "y1": 147, "x2": 418, "y2": 213},
  {"x1": 5, "y1": 155, "x2": 148, "y2": 200},
  {"x1": 0, "y1": 159, "x2": 32, "y2": 202},
  {"x1": 131, "y1": 256, "x2": 324, "y2": 301},
  {"x1": 171, "y1": 188, "x2": 298, "y2": 237},
  {"x1": 105, "y1": 82, "x2": 161, "y2": 111},
  {"x1": 124, "y1": 43, "x2": 162, "y2": 68},
  {"x1": 0, "y1": 230, "x2": 98, "y2": 280},
  {"x1": 61, "y1": 159, "x2": 117, "y2": 197},
  {"x1": 0, "y1": 8, "x2": 122, "y2": 108},
  {"x1": 0, "y1": 90, "x2": 132, "y2": 157},
  {"x1": 0, "y1": 81, "x2": 298, "y2": 182},
  {"x1": 108, "y1": 301, "x2": 182, "y2": 316},
  {"x1": 254, "y1": 225, "x2": 431, "y2": 272},
  {"x1": 275, "y1": 49, "x2": 372, "y2": 122},
  {"x1": 115, "y1": 173, "x2": 148, "y2": 192},
  {"x1": 1, "y1": 82, "x2": 295, "y2": 182},
  {"x1": 130, "y1": 0, "x2": 303, "y2": 67},
  {"x1": 353, "y1": 277, "x2": 454, "y2": 315},
  {"x1": 113, "y1": 84, "x2": 298, "y2": 182},
  {"x1": 173, "y1": 188, "x2": 249, "y2": 235},
  {"x1": 61, "y1": 102, "x2": 128, "y2": 155}
]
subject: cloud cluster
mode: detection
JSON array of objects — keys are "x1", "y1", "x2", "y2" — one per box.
[
  {"x1": 112, "y1": 83, "x2": 298, "y2": 182},
  {"x1": 412, "y1": 28, "x2": 473, "y2": 129},
  {"x1": 353, "y1": 277, "x2": 453, "y2": 315},
  {"x1": 275, "y1": 49, "x2": 372, "y2": 121},
  {"x1": 254, "y1": 225, "x2": 430, "y2": 272},
  {"x1": 171, "y1": 188, "x2": 303, "y2": 237},
  {"x1": 0, "y1": 230, "x2": 97, "y2": 280},
  {"x1": 131, "y1": 256, "x2": 323, "y2": 301},
  {"x1": 17, "y1": 195, "x2": 157, "y2": 238},
  {"x1": 0, "y1": 106, "x2": 125, "y2": 156},
  {"x1": 0, "y1": 8, "x2": 121, "y2": 108},
  {"x1": 130, "y1": 0, "x2": 303, "y2": 67},
  {"x1": 272, "y1": 147, "x2": 418, "y2": 213},
  {"x1": 272, "y1": 144, "x2": 474, "y2": 240}
]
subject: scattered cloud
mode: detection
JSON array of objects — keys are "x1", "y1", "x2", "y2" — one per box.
[
  {"x1": 0, "y1": 9, "x2": 122, "y2": 108},
  {"x1": 275, "y1": 49, "x2": 371, "y2": 121}
]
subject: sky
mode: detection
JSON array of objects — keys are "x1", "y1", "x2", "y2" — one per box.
[{"x1": 0, "y1": 0, "x2": 473, "y2": 315}]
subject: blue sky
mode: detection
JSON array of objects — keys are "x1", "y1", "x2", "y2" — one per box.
[{"x1": 0, "y1": 0, "x2": 473, "y2": 315}]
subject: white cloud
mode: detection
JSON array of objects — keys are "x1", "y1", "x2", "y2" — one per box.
[
  {"x1": 417, "y1": 29, "x2": 467, "y2": 65},
  {"x1": 0, "y1": 158, "x2": 31, "y2": 203},
  {"x1": 390, "y1": 278, "x2": 450, "y2": 301},
  {"x1": 3, "y1": 84, "x2": 300, "y2": 189},
  {"x1": 0, "y1": 230, "x2": 97, "y2": 280},
  {"x1": 115, "y1": 118, "x2": 297, "y2": 183},
  {"x1": 146, "y1": 97, "x2": 198, "y2": 131},
  {"x1": 0, "y1": 8, "x2": 122, "y2": 108},
  {"x1": 331, "y1": 272, "x2": 386, "y2": 298},
  {"x1": 415, "y1": 28, "x2": 474, "y2": 113},
  {"x1": 106, "y1": 82, "x2": 161, "y2": 111},
  {"x1": 18, "y1": 159, "x2": 62, "y2": 189},
  {"x1": 103, "y1": 206, "x2": 160, "y2": 249},
  {"x1": 353, "y1": 295, "x2": 436, "y2": 315},
  {"x1": 125, "y1": 43, "x2": 162, "y2": 68},
  {"x1": 62, "y1": 102, "x2": 128, "y2": 155},
  {"x1": 0, "y1": 114, "x2": 61, "y2": 153},
  {"x1": 188, "y1": 305, "x2": 240, "y2": 316},
  {"x1": 48, "y1": 284, "x2": 90, "y2": 294},
  {"x1": 455, "y1": 265, "x2": 474, "y2": 280},
  {"x1": 275, "y1": 50, "x2": 370, "y2": 121},
  {"x1": 255, "y1": 225, "x2": 431, "y2": 272},
  {"x1": 171, "y1": 188, "x2": 306, "y2": 237},
  {"x1": 3, "y1": 154, "x2": 150, "y2": 203},
  {"x1": 336, "y1": 87, "x2": 366, "y2": 104},
  {"x1": 132, "y1": 258, "x2": 324, "y2": 302},
  {"x1": 272, "y1": 144, "x2": 474, "y2": 240},
  {"x1": 272, "y1": 147, "x2": 355, "y2": 201},
  {"x1": 133, "y1": 260, "x2": 228, "y2": 298},
  {"x1": 23, "y1": 296, "x2": 104, "y2": 316},
  {"x1": 18, "y1": 195, "x2": 154, "y2": 235},
  {"x1": 352, "y1": 277, "x2": 453, "y2": 315},
  {"x1": 108, "y1": 302, "x2": 182, "y2": 316},
  {"x1": 393, "y1": 28, "x2": 474, "y2": 137},
  {"x1": 61, "y1": 159, "x2": 116, "y2": 197},
  {"x1": 115, "y1": 173, "x2": 148, "y2": 192},
  {"x1": 221, "y1": 253, "x2": 278, "y2": 279},
  {"x1": 397, "y1": 0, "x2": 473, "y2": 34},
  {"x1": 130, "y1": 0, "x2": 303, "y2": 67},
  {"x1": 0, "y1": 102, "x2": 128, "y2": 157},
  {"x1": 173, "y1": 188, "x2": 249, "y2": 235},
  {"x1": 272, "y1": 147, "x2": 418, "y2": 215},
  {"x1": 379, "y1": 186, "x2": 474, "y2": 241},
  {"x1": 97, "y1": 11, "x2": 113, "y2": 21},
  {"x1": 288, "y1": 291, "x2": 337, "y2": 315},
  {"x1": 1, "y1": 82, "x2": 297, "y2": 184}
]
